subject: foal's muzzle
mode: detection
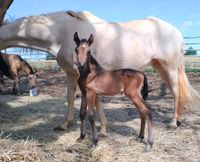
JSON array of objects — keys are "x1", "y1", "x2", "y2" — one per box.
[{"x1": 78, "y1": 63, "x2": 87, "y2": 71}]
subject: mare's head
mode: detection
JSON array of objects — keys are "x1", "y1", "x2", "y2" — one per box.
[{"x1": 73, "y1": 32, "x2": 94, "y2": 71}]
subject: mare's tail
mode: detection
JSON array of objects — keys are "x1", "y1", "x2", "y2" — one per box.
[
  {"x1": 141, "y1": 74, "x2": 148, "y2": 101},
  {"x1": 177, "y1": 48, "x2": 200, "y2": 112}
]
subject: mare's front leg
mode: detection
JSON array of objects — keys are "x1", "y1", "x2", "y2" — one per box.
[
  {"x1": 87, "y1": 92, "x2": 98, "y2": 147},
  {"x1": 65, "y1": 73, "x2": 79, "y2": 127},
  {"x1": 54, "y1": 72, "x2": 79, "y2": 131}
]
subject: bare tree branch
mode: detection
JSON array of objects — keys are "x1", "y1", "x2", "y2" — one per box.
[{"x1": 0, "y1": 0, "x2": 14, "y2": 25}]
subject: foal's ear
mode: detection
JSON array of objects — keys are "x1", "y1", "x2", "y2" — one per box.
[
  {"x1": 88, "y1": 34, "x2": 94, "y2": 46},
  {"x1": 73, "y1": 32, "x2": 80, "y2": 45}
]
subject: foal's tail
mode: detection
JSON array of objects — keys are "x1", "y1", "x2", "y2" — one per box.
[{"x1": 141, "y1": 74, "x2": 148, "y2": 101}]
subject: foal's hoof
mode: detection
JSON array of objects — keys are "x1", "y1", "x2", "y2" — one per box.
[
  {"x1": 144, "y1": 141, "x2": 153, "y2": 152},
  {"x1": 177, "y1": 121, "x2": 181, "y2": 126},
  {"x1": 90, "y1": 141, "x2": 98, "y2": 148},
  {"x1": 76, "y1": 135, "x2": 86, "y2": 143},
  {"x1": 98, "y1": 129, "x2": 108, "y2": 138}
]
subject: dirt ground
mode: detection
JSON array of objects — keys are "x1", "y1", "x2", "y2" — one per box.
[{"x1": 0, "y1": 70, "x2": 200, "y2": 162}]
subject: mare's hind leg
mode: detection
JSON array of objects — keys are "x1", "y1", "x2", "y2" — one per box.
[
  {"x1": 95, "y1": 95, "x2": 108, "y2": 137},
  {"x1": 152, "y1": 60, "x2": 182, "y2": 128},
  {"x1": 166, "y1": 69, "x2": 183, "y2": 128}
]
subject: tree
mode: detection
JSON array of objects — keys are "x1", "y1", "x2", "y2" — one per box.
[
  {"x1": 0, "y1": 0, "x2": 14, "y2": 25},
  {"x1": 185, "y1": 46, "x2": 197, "y2": 55},
  {"x1": 46, "y1": 53, "x2": 56, "y2": 60}
]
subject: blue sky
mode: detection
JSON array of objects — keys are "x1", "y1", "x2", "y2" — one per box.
[{"x1": 4, "y1": 0, "x2": 200, "y2": 52}]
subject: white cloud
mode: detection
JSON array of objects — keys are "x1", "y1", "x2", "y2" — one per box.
[
  {"x1": 183, "y1": 20, "x2": 193, "y2": 27},
  {"x1": 181, "y1": 20, "x2": 200, "y2": 30}
]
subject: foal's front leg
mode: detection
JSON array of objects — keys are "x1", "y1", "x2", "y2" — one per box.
[
  {"x1": 87, "y1": 92, "x2": 98, "y2": 147},
  {"x1": 77, "y1": 93, "x2": 87, "y2": 141},
  {"x1": 95, "y1": 95, "x2": 108, "y2": 137}
]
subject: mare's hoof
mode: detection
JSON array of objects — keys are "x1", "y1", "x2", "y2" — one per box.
[{"x1": 166, "y1": 120, "x2": 181, "y2": 129}]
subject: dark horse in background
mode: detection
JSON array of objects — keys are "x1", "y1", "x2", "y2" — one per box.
[
  {"x1": 73, "y1": 32, "x2": 153, "y2": 152},
  {"x1": 0, "y1": 53, "x2": 37, "y2": 95}
]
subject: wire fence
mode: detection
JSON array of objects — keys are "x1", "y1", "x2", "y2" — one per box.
[{"x1": 184, "y1": 36, "x2": 200, "y2": 54}]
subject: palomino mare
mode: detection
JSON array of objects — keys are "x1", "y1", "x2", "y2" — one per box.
[
  {"x1": 73, "y1": 32, "x2": 153, "y2": 151},
  {"x1": 0, "y1": 53, "x2": 37, "y2": 95},
  {"x1": 0, "y1": 11, "x2": 199, "y2": 131}
]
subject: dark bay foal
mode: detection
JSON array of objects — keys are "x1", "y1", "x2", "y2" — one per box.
[
  {"x1": 0, "y1": 53, "x2": 37, "y2": 95},
  {"x1": 73, "y1": 32, "x2": 153, "y2": 152}
]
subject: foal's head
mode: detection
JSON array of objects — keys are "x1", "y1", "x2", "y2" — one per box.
[
  {"x1": 73, "y1": 32, "x2": 94, "y2": 71},
  {"x1": 28, "y1": 72, "x2": 37, "y2": 89}
]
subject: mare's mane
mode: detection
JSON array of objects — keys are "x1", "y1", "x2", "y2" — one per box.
[{"x1": 3, "y1": 10, "x2": 105, "y2": 25}]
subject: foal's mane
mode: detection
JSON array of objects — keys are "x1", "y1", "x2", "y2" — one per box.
[{"x1": 88, "y1": 51, "x2": 103, "y2": 72}]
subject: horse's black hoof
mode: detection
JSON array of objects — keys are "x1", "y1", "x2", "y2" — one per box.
[
  {"x1": 90, "y1": 142, "x2": 97, "y2": 148},
  {"x1": 177, "y1": 121, "x2": 181, "y2": 127},
  {"x1": 138, "y1": 135, "x2": 144, "y2": 140},
  {"x1": 76, "y1": 135, "x2": 86, "y2": 143}
]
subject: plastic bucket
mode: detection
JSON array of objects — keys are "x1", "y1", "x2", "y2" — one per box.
[{"x1": 29, "y1": 88, "x2": 38, "y2": 96}]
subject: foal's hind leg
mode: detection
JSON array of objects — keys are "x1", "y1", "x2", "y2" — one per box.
[
  {"x1": 131, "y1": 96, "x2": 153, "y2": 152},
  {"x1": 138, "y1": 112, "x2": 146, "y2": 140}
]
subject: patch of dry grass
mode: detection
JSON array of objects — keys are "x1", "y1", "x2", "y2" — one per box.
[{"x1": 0, "y1": 132, "x2": 45, "y2": 162}]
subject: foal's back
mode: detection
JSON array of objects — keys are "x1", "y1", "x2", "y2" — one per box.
[{"x1": 87, "y1": 68, "x2": 147, "y2": 97}]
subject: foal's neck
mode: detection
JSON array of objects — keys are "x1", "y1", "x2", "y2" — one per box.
[
  {"x1": 88, "y1": 52, "x2": 102, "y2": 73},
  {"x1": 20, "y1": 59, "x2": 34, "y2": 75}
]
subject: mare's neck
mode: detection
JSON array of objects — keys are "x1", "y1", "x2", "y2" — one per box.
[{"x1": 0, "y1": 20, "x2": 58, "y2": 56}]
